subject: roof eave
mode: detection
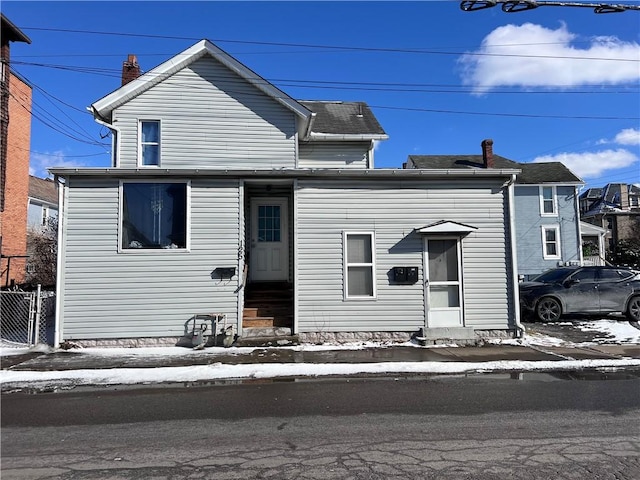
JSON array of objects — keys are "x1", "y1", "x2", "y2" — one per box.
[
  {"x1": 48, "y1": 167, "x2": 520, "y2": 180},
  {"x1": 306, "y1": 133, "x2": 389, "y2": 141}
]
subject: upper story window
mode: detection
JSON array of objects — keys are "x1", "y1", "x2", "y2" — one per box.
[
  {"x1": 344, "y1": 232, "x2": 376, "y2": 299},
  {"x1": 540, "y1": 186, "x2": 557, "y2": 216},
  {"x1": 139, "y1": 120, "x2": 160, "y2": 166},
  {"x1": 120, "y1": 182, "x2": 188, "y2": 251}
]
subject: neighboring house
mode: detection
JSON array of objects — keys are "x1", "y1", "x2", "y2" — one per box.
[
  {"x1": 406, "y1": 140, "x2": 584, "y2": 281},
  {"x1": 51, "y1": 39, "x2": 523, "y2": 347},
  {"x1": 580, "y1": 183, "x2": 640, "y2": 253},
  {"x1": 27, "y1": 175, "x2": 58, "y2": 230},
  {"x1": 0, "y1": 14, "x2": 32, "y2": 288},
  {"x1": 580, "y1": 221, "x2": 607, "y2": 266}
]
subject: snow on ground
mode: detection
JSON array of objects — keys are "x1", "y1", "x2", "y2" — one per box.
[
  {"x1": 2, "y1": 358, "x2": 640, "y2": 391},
  {"x1": 573, "y1": 320, "x2": 640, "y2": 344},
  {"x1": 2, "y1": 319, "x2": 639, "y2": 389}
]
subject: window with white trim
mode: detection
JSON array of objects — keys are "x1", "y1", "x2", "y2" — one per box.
[
  {"x1": 542, "y1": 225, "x2": 561, "y2": 259},
  {"x1": 121, "y1": 182, "x2": 188, "y2": 250},
  {"x1": 344, "y1": 232, "x2": 376, "y2": 299},
  {"x1": 139, "y1": 120, "x2": 160, "y2": 166},
  {"x1": 540, "y1": 186, "x2": 557, "y2": 216}
]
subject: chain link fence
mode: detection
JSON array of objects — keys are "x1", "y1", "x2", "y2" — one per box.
[{"x1": 0, "y1": 287, "x2": 55, "y2": 348}]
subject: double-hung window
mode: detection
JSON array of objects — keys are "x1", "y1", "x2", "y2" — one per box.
[
  {"x1": 139, "y1": 120, "x2": 160, "y2": 166},
  {"x1": 541, "y1": 225, "x2": 560, "y2": 259},
  {"x1": 120, "y1": 182, "x2": 188, "y2": 251},
  {"x1": 540, "y1": 186, "x2": 557, "y2": 216},
  {"x1": 344, "y1": 232, "x2": 376, "y2": 299}
]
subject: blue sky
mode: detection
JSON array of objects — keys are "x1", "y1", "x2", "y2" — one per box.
[{"x1": 4, "y1": 1, "x2": 639, "y2": 189}]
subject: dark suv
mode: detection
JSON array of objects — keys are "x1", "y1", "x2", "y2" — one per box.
[{"x1": 519, "y1": 266, "x2": 640, "y2": 322}]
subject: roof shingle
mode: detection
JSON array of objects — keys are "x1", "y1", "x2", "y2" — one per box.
[{"x1": 407, "y1": 155, "x2": 582, "y2": 185}]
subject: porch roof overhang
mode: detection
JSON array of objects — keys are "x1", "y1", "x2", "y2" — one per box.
[
  {"x1": 49, "y1": 167, "x2": 520, "y2": 181},
  {"x1": 415, "y1": 220, "x2": 478, "y2": 236},
  {"x1": 580, "y1": 221, "x2": 608, "y2": 236}
]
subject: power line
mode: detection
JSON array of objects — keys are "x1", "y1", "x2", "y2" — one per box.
[
  {"x1": 11, "y1": 60, "x2": 639, "y2": 96},
  {"x1": 18, "y1": 26, "x2": 640, "y2": 62},
  {"x1": 460, "y1": 0, "x2": 640, "y2": 13}
]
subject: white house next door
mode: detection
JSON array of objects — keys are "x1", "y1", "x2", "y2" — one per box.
[
  {"x1": 423, "y1": 237, "x2": 464, "y2": 328},
  {"x1": 250, "y1": 198, "x2": 288, "y2": 282}
]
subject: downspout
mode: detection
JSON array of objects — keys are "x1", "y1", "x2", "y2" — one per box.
[
  {"x1": 575, "y1": 185, "x2": 584, "y2": 266},
  {"x1": 507, "y1": 174, "x2": 525, "y2": 338},
  {"x1": 53, "y1": 174, "x2": 65, "y2": 348},
  {"x1": 90, "y1": 108, "x2": 120, "y2": 167}
]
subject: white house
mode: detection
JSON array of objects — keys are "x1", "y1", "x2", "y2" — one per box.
[
  {"x1": 51, "y1": 39, "x2": 523, "y2": 347},
  {"x1": 27, "y1": 175, "x2": 58, "y2": 230}
]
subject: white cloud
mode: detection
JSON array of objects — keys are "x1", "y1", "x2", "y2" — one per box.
[
  {"x1": 532, "y1": 148, "x2": 638, "y2": 179},
  {"x1": 459, "y1": 23, "x2": 640, "y2": 94},
  {"x1": 30, "y1": 151, "x2": 87, "y2": 178},
  {"x1": 614, "y1": 128, "x2": 640, "y2": 146}
]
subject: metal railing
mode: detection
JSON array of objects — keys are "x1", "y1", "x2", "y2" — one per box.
[{"x1": 0, "y1": 286, "x2": 55, "y2": 348}]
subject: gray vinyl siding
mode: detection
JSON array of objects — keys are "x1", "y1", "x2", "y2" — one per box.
[
  {"x1": 60, "y1": 177, "x2": 241, "y2": 339},
  {"x1": 298, "y1": 142, "x2": 369, "y2": 169},
  {"x1": 295, "y1": 179, "x2": 513, "y2": 333},
  {"x1": 114, "y1": 56, "x2": 297, "y2": 169},
  {"x1": 514, "y1": 185, "x2": 580, "y2": 279}
]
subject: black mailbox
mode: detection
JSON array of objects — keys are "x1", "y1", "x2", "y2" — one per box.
[
  {"x1": 406, "y1": 267, "x2": 418, "y2": 283},
  {"x1": 393, "y1": 267, "x2": 406, "y2": 282},
  {"x1": 211, "y1": 267, "x2": 236, "y2": 279},
  {"x1": 393, "y1": 266, "x2": 418, "y2": 284}
]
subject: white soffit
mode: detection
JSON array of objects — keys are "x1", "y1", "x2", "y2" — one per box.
[{"x1": 416, "y1": 220, "x2": 478, "y2": 235}]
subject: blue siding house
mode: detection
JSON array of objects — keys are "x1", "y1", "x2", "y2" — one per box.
[{"x1": 406, "y1": 139, "x2": 584, "y2": 280}]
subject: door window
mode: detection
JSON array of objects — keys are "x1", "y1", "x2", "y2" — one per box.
[
  {"x1": 428, "y1": 239, "x2": 460, "y2": 308},
  {"x1": 257, "y1": 205, "x2": 281, "y2": 242}
]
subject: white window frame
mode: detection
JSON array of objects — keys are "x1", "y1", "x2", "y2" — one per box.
[
  {"x1": 41, "y1": 206, "x2": 50, "y2": 226},
  {"x1": 541, "y1": 225, "x2": 561, "y2": 260},
  {"x1": 343, "y1": 231, "x2": 376, "y2": 300},
  {"x1": 118, "y1": 179, "x2": 191, "y2": 254},
  {"x1": 539, "y1": 186, "x2": 558, "y2": 217},
  {"x1": 138, "y1": 119, "x2": 161, "y2": 167}
]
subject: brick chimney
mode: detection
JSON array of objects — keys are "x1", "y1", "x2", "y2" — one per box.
[
  {"x1": 121, "y1": 54, "x2": 140, "y2": 86},
  {"x1": 619, "y1": 184, "x2": 630, "y2": 210},
  {"x1": 481, "y1": 139, "x2": 494, "y2": 168}
]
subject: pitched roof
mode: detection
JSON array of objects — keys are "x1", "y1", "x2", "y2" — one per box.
[
  {"x1": 92, "y1": 39, "x2": 312, "y2": 124},
  {"x1": 29, "y1": 176, "x2": 58, "y2": 205},
  {"x1": 91, "y1": 40, "x2": 388, "y2": 141},
  {"x1": 580, "y1": 183, "x2": 640, "y2": 216},
  {"x1": 299, "y1": 101, "x2": 388, "y2": 139},
  {"x1": 1, "y1": 14, "x2": 31, "y2": 45},
  {"x1": 407, "y1": 155, "x2": 583, "y2": 185}
]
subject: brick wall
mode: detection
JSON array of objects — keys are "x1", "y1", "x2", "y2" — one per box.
[{"x1": 0, "y1": 73, "x2": 31, "y2": 287}]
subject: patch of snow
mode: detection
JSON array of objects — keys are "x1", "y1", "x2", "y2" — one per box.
[
  {"x1": 573, "y1": 320, "x2": 640, "y2": 344},
  {"x1": 2, "y1": 359, "x2": 640, "y2": 390}
]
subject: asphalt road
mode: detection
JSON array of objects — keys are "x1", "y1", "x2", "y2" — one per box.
[{"x1": 3, "y1": 374, "x2": 640, "y2": 479}]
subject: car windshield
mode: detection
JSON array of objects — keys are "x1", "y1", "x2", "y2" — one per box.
[{"x1": 531, "y1": 268, "x2": 575, "y2": 283}]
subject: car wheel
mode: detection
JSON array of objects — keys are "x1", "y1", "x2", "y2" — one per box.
[
  {"x1": 627, "y1": 295, "x2": 640, "y2": 322},
  {"x1": 536, "y1": 296, "x2": 562, "y2": 322}
]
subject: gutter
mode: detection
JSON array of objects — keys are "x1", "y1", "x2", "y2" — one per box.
[
  {"x1": 507, "y1": 174, "x2": 525, "y2": 338},
  {"x1": 306, "y1": 133, "x2": 389, "y2": 141},
  {"x1": 49, "y1": 167, "x2": 522, "y2": 180}
]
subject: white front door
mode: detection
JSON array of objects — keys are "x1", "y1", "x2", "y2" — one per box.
[
  {"x1": 424, "y1": 237, "x2": 464, "y2": 328},
  {"x1": 250, "y1": 198, "x2": 288, "y2": 282}
]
